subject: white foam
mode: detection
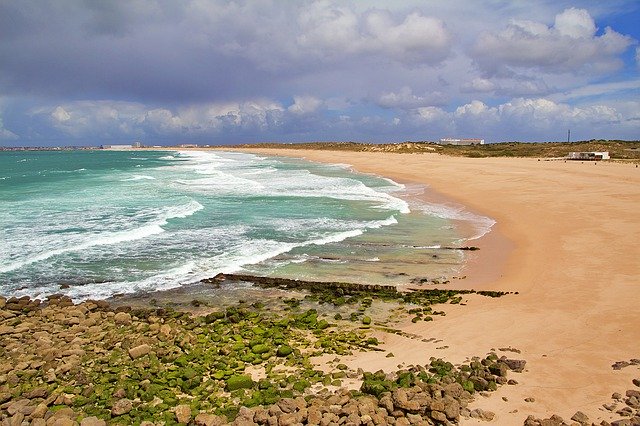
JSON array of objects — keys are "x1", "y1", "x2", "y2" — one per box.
[
  {"x1": 416, "y1": 202, "x2": 496, "y2": 241},
  {"x1": 122, "y1": 175, "x2": 156, "y2": 181},
  {"x1": 0, "y1": 200, "x2": 204, "y2": 274}
]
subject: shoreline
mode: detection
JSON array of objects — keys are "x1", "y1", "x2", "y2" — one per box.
[{"x1": 226, "y1": 147, "x2": 640, "y2": 424}]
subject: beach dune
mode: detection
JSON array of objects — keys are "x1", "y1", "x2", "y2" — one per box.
[{"x1": 236, "y1": 148, "x2": 640, "y2": 424}]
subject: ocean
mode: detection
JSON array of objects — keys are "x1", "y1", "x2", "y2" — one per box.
[{"x1": 0, "y1": 149, "x2": 493, "y2": 301}]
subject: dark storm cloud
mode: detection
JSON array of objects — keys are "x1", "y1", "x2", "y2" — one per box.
[{"x1": 0, "y1": 1, "x2": 638, "y2": 145}]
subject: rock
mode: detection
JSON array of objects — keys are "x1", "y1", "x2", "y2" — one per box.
[
  {"x1": 111, "y1": 398, "x2": 132, "y2": 416},
  {"x1": 430, "y1": 410, "x2": 447, "y2": 422},
  {"x1": 128, "y1": 344, "x2": 152, "y2": 359},
  {"x1": 47, "y1": 407, "x2": 77, "y2": 423},
  {"x1": 10, "y1": 412, "x2": 25, "y2": 426},
  {"x1": 80, "y1": 417, "x2": 107, "y2": 426},
  {"x1": 489, "y1": 362, "x2": 509, "y2": 377},
  {"x1": 113, "y1": 312, "x2": 132, "y2": 325},
  {"x1": 482, "y1": 410, "x2": 496, "y2": 421},
  {"x1": 633, "y1": 378, "x2": 640, "y2": 387},
  {"x1": 226, "y1": 374, "x2": 254, "y2": 391},
  {"x1": 24, "y1": 386, "x2": 49, "y2": 399},
  {"x1": 30, "y1": 403, "x2": 49, "y2": 419},
  {"x1": 571, "y1": 411, "x2": 589, "y2": 425},
  {"x1": 7, "y1": 399, "x2": 30, "y2": 415},
  {"x1": 444, "y1": 398, "x2": 460, "y2": 419},
  {"x1": 626, "y1": 389, "x2": 640, "y2": 398},
  {"x1": 159, "y1": 324, "x2": 171, "y2": 336},
  {"x1": 194, "y1": 413, "x2": 226, "y2": 426},
  {"x1": 525, "y1": 397, "x2": 536, "y2": 403},
  {"x1": 276, "y1": 345, "x2": 293, "y2": 357},
  {"x1": 503, "y1": 358, "x2": 527, "y2": 372},
  {"x1": 175, "y1": 404, "x2": 192, "y2": 424},
  {"x1": 278, "y1": 398, "x2": 299, "y2": 414}
]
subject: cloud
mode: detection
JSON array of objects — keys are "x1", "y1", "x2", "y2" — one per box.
[
  {"x1": 0, "y1": 117, "x2": 18, "y2": 140},
  {"x1": 472, "y1": 7, "x2": 633, "y2": 76},
  {"x1": 0, "y1": 1, "x2": 638, "y2": 145},
  {"x1": 288, "y1": 96, "x2": 323, "y2": 115},
  {"x1": 405, "y1": 97, "x2": 633, "y2": 141},
  {"x1": 377, "y1": 87, "x2": 447, "y2": 109}
]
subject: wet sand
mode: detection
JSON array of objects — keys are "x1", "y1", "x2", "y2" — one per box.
[{"x1": 231, "y1": 148, "x2": 640, "y2": 424}]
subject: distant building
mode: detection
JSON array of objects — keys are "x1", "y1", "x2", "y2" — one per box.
[
  {"x1": 439, "y1": 138, "x2": 485, "y2": 145},
  {"x1": 178, "y1": 144, "x2": 198, "y2": 148},
  {"x1": 567, "y1": 151, "x2": 610, "y2": 161},
  {"x1": 132, "y1": 141, "x2": 143, "y2": 148},
  {"x1": 101, "y1": 144, "x2": 133, "y2": 150}
]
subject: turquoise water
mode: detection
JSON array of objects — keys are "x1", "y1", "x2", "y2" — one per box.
[{"x1": 0, "y1": 149, "x2": 484, "y2": 301}]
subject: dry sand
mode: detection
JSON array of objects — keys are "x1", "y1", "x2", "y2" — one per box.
[{"x1": 231, "y1": 148, "x2": 640, "y2": 424}]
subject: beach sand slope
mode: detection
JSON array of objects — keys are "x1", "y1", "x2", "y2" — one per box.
[{"x1": 234, "y1": 148, "x2": 640, "y2": 424}]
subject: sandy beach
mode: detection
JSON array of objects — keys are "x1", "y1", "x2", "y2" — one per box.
[{"x1": 230, "y1": 148, "x2": 640, "y2": 424}]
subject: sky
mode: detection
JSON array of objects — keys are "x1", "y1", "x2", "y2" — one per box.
[{"x1": 0, "y1": 0, "x2": 639, "y2": 146}]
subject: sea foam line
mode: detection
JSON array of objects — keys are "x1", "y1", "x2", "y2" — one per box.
[{"x1": 0, "y1": 200, "x2": 204, "y2": 274}]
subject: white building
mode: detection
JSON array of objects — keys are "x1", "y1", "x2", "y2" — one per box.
[
  {"x1": 439, "y1": 138, "x2": 485, "y2": 145},
  {"x1": 101, "y1": 144, "x2": 133, "y2": 150},
  {"x1": 567, "y1": 151, "x2": 610, "y2": 160}
]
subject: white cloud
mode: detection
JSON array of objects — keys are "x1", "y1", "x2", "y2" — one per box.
[
  {"x1": 406, "y1": 97, "x2": 634, "y2": 141},
  {"x1": 51, "y1": 106, "x2": 71, "y2": 122},
  {"x1": 377, "y1": 87, "x2": 446, "y2": 108},
  {"x1": 288, "y1": 96, "x2": 323, "y2": 115},
  {"x1": 472, "y1": 8, "x2": 633, "y2": 75},
  {"x1": 295, "y1": 3, "x2": 452, "y2": 65},
  {"x1": 554, "y1": 7, "x2": 596, "y2": 39}
]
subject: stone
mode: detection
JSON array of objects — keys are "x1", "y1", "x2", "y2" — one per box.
[
  {"x1": 571, "y1": 411, "x2": 589, "y2": 425},
  {"x1": 278, "y1": 398, "x2": 300, "y2": 414},
  {"x1": 80, "y1": 417, "x2": 107, "y2": 426},
  {"x1": 24, "y1": 386, "x2": 48, "y2": 399},
  {"x1": 175, "y1": 404, "x2": 192, "y2": 424},
  {"x1": 430, "y1": 410, "x2": 447, "y2": 422},
  {"x1": 194, "y1": 413, "x2": 226, "y2": 426},
  {"x1": 626, "y1": 389, "x2": 640, "y2": 398},
  {"x1": 111, "y1": 398, "x2": 132, "y2": 416},
  {"x1": 113, "y1": 312, "x2": 132, "y2": 325},
  {"x1": 128, "y1": 344, "x2": 152, "y2": 359},
  {"x1": 503, "y1": 358, "x2": 527, "y2": 372},
  {"x1": 444, "y1": 398, "x2": 460, "y2": 420},
  {"x1": 30, "y1": 403, "x2": 49, "y2": 419},
  {"x1": 10, "y1": 412, "x2": 25, "y2": 426},
  {"x1": 226, "y1": 374, "x2": 254, "y2": 391}
]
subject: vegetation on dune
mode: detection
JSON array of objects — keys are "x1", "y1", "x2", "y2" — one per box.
[{"x1": 231, "y1": 140, "x2": 640, "y2": 160}]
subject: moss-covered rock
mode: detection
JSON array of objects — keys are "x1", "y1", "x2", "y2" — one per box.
[
  {"x1": 276, "y1": 345, "x2": 293, "y2": 357},
  {"x1": 225, "y1": 375, "x2": 254, "y2": 391}
]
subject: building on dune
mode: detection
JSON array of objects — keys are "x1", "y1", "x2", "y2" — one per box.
[
  {"x1": 100, "y1": 144, "x2": 133, "y2": 150},
  {"x1": 566, "y1": 151, "x2": 610, "y2": 161},
  {"x1": 439, "y1": 138, "x2": 485, "y2": 145}
]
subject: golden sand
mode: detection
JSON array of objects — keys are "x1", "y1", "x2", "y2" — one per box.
[{"x1": 229, "y1": 148, "x2": 640, "y2": 424}]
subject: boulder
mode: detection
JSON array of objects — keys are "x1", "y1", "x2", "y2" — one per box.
[
  {"x1": 175, "y1": 404, "x2": 191, "y2": 424},
  {"x1": 570, "y1": 411, "x2": 589, "y2": 425},
  {"x1": 128, "y1": 344, "x2": 152, "y2": 359},
  {"x1": 502, "y1": 358, "x2": 526, "y2": 372},
  {"x1": 194, "y1": 413, "x2": 226, "y2": 426},
  {"x1": 226, "y1": 374, "x2": 254, "y2": 391},
  {"x1": 111, "y1": 398, "x2": 132, "y2": 416},
  {"x1": 80, "y1": 417, "x2": 107, "y2": 426},
  {"x1": 113, "y1": 312, "x2": 132, "y2": 325}
]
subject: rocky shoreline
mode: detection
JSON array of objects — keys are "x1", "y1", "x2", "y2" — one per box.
[{"x1": 2, "y1": 288, "x2": 638, "y2": 426}]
